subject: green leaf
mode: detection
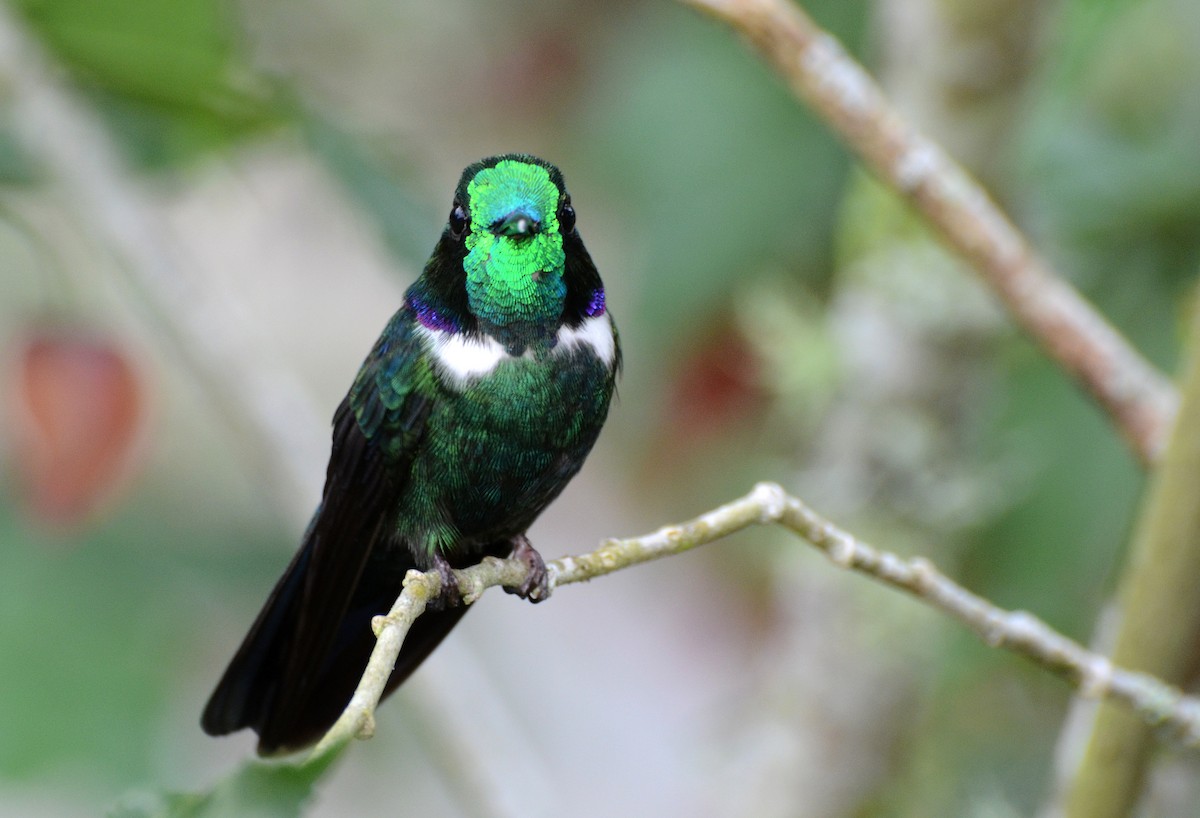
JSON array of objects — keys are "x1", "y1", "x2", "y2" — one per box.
[
  {"x1": 13, "y1": 0, "x2": 284, "y2": 168},
  {"x1": 110, "y1": 756, "x2": 337, "y2": 818}
]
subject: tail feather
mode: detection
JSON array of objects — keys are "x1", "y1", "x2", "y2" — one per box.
[
  {"x1": 200, "y1": 541, "x2": 312, "y2": 739},
  {"x1": 201, "y1": 533, "x2": 473, "y2": 754},
  {"x1": 201, "y1": 375, "x2": 470, "y2": 753},
  {"x1": 202, "y1": 393, "x2": 453, "y2": 754}
]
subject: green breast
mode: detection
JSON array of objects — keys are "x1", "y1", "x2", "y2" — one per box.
[{"x1": 396, "y1": 344, "x2": 614, "y2": 560}]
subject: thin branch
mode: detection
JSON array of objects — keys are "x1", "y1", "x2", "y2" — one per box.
[
  {"x1": 309, "y1": 483, "x2": 1200, "y2": 764},
  {"x1": 678, "y1": 0, "x2": 1178, "y2": 466},
  {"x1": 308, "y1": 487, "x2": 779, "y2": 760}
]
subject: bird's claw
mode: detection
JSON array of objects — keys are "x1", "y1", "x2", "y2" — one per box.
[
  {"x1": 427, "y1": 554, "x2": 462, "y2": 611},
  {"x1": 505, "y1": 535, "x2": 550, "y2": 603}
]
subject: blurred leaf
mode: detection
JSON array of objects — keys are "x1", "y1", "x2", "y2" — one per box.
[
  {"x1": 18, "y1": 0, "x2": 252, "y2": 111},
  {"x1": 1021, "y1": 0, "x2": 1200, "y2": 304},
  {"x1": 0, "y1": 496, "x2": 283, "y2": 792},
  {"x1": 110, "y1": 757, "x2": 334, "y2": 818},
  {"x1": 14, "y1": 0, "x2": 285, "y2": 168},
  {"x1": 0, "y1": 521, "x2": 172, "y2": 782}
]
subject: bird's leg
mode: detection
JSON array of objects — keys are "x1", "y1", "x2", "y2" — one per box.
[
  {"x1": 427, "y1": 552, "x2": 462, "y2": 611},
  {"x1": 504, "y1": 534, "x2": 550, "y2": 603}
]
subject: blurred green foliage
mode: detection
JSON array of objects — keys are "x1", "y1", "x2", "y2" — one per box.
[
  {"x1": 575, "y1": 3, "x2": 862, "y2": 347},
  {"x1": 0, "y1": 489, "x2": 288, "y2": 805},
  {"x1": 110, "y1": 755, "x2": 333, "y2": 818},
  {"x1": 14, "y1": 0, "x2": 283, "y2": 168}
]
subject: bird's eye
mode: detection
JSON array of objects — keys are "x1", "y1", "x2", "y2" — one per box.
[
  {"x1": 559, "y1": 199, "x2": 576, "y2": 233},
  {"x1": 448, "y1": 203, "x2": 469, "y2": 239}
]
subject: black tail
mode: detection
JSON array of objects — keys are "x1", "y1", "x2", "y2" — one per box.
[
  {"x1": 200, "y1": 531, "x2": 471, "y2": 754},
  {"x1": 202, "y1": 395, "x2": 462, "y2": 754}
]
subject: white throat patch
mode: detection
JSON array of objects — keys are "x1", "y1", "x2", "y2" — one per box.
[
  {"x1": 556, "y1": 314, "x2": 617, "y2": 367},
  {"x1": 416, "y1": 325, "x2": 514, "y2": 385},
  {"x1": 417, "y1": 313, "x2": 616, "y2": 388}
]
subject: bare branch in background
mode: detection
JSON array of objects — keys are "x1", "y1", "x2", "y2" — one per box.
[
  {"x1": 679, "y1": 0, "x2": 1178, "y2": 466},
  {"x1": 310, "y1": 483, "x2": 1200, "y2": 765}
]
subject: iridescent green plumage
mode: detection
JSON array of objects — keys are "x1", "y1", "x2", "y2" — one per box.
[
  {"x1": 202, "y1": 154, "x2": 619, "y2": 754},
  {"x1": 463, "y1": 159, "x2": 567, "y2": 330}
]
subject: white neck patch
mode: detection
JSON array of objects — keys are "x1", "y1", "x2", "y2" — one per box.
[
  {"x1": 417, "y1": 313, "x2": 617, "y2": 388},
  {"x1": 556, "y1": 314, "x2": 617, "y2": 368},
  {"x1": 416, "y1": 325, "x2": 515, "y2": 385}
]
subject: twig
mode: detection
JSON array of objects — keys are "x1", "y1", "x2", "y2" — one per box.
[
  {"x1": 678, "y1": 0, "x2": 1178, "y2": 466},
  {"x1": 309, "y1": 483, "x2": 1200, "y2": 763},
  {"x1": 309, "y1": 487, "x2": 777, "y2": 759}
]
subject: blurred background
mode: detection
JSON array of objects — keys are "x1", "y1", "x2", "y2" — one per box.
[{"x1": 1, "y1": 0, "x2": 1199, "y2": 815}]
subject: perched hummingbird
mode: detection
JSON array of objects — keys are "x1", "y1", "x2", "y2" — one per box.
[{"x1": 201, "y1": 155, "x2": 620, "y2": 754}]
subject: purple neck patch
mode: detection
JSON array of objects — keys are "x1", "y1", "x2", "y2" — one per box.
[
  {"x1": 410, "y1": 296, "x2": 459, "y2": 333},
  {"x1": 585, "y1": 288, "x2": 606, "y2": 317}
]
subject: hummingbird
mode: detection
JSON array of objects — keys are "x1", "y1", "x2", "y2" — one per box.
[{"x1": 201, "y1": 154, "x2": 620, "y2": 754}]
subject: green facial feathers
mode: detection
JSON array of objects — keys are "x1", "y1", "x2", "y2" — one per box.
[{"x1": 463, "y1": 159, "x2": 566, "y2": 329}]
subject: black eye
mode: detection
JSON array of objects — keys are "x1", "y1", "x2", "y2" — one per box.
[
  {"x1": 559, "y1": 199, "x2": 576, "y2": 233},
  {"x1": 448, "y1": 203, "x2": 469, "y2": 239}
]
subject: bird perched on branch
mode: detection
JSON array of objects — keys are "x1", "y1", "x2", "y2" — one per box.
[{"x1": 201, "y1": 154, "x2": 620, "y2": 754}]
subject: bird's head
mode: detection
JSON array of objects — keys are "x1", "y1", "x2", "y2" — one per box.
[{"x1": 448, "y1": 155, "x2": 576, "y2": 331}]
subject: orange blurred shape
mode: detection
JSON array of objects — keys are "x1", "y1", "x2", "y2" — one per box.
[{"x1": 9, "y1": 326, "x2": 148, "y2": 528}]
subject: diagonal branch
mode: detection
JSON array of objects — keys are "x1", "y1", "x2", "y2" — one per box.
[
  {"x1": 677, "y1": 0, "x2": 1178, "y2": 466},
  {"x1": 308, "y1": 483, "x2": 1200, "y2": 764}
]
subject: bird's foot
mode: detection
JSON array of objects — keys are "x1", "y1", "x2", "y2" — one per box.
[
  {"x1": 504, "y1": 535, "x2": 550, "y2": 603},
  {"x1": 427, "y1": 553, "x2": 462, "y2": 611}
]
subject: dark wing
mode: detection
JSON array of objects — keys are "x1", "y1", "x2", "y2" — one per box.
[{"x1": 201, "y1": 308, "x2": 440, "y2": 754}]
